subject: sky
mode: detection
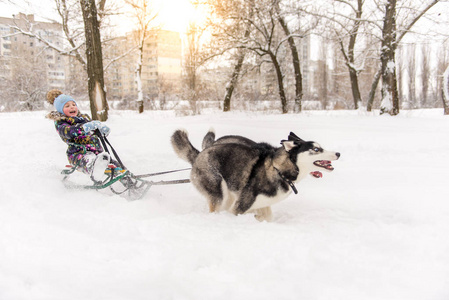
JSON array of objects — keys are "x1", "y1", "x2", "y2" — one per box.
[
  {"x1": 0, "y1": 0, "x2": 59, "y2": 21},
  {"x1": 0, "y1": 0, "x2": 203, "y2": 34}
]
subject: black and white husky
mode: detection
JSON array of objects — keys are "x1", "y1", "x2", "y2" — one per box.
[{"x1": 171, "y1": 130, "x2": 340, "y2": 221}]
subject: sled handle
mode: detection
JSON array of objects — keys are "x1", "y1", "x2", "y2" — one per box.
[{"x1": 95, "y1": 129, "x2": 127, "y2": 170}]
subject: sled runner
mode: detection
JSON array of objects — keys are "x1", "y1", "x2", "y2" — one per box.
[{"x1": 61, "y1": 130, "x2": 190, "y2": 200}]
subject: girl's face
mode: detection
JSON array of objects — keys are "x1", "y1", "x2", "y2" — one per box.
[{"x1": 63, "y1": 101, "x2": 78, "y2": 117}]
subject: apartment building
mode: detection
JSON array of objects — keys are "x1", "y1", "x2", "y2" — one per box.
[
  {"x1": 105, "y1": 29, "x2": 182, "y2": 100},
  {"x1": 0, "y1": 13, "x2": 66, "y2": 91}
]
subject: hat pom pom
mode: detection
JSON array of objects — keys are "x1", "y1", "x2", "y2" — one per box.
[{"x1": 46, "y1": 89, "x2": 63, "y2": 105}]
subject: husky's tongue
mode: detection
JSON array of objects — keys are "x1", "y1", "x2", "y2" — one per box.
[{"x1": 310, "y1": 171, "x2": 323, "y2": 178}]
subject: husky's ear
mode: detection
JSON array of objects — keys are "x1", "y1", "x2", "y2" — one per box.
[
  {"x1": 281, "y1": 140, "x2": 297, "y2": 152},
  {"x1": 288, "y1": 132, "x2": 304, "y2": 142}
]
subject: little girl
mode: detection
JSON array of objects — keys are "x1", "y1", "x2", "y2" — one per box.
[{"x1": 46, "y1": 89, "x2": 112, "y2": 182}]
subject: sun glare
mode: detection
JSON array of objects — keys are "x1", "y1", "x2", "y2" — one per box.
[
  {"x1": 153, "y1": 0, "x2": 206, "y2": 33},
  {"x1": 0, "y1": 0, "x2": 207, "y2": 36}
]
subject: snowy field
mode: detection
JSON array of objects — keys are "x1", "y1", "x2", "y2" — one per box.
[{"x1": 1, "y1": 109, "x2": 448, "y2": 300}]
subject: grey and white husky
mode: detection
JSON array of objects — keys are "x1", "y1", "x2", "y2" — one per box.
[{"x1": 171, "y1": 129, "x2": 340, "y2": 221}]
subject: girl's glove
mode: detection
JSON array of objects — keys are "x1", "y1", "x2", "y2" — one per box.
[
  {"x1": 82, "y1": 121, "x2": 101, "y2": 133},
  {"x1": 98, "y1": 123, "x2": 111, "y2": 137}
]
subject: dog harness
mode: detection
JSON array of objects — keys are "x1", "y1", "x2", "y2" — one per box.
[{"x1": 275, "y1": 168, "x2": 298, "y2": 194}]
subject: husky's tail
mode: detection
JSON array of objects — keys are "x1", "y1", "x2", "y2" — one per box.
[
  {"x1": 171, "y1": 130, "x2": 200, "y2": 165},
  {"x1": 201, "y1": 128, "x2": 215, "y2": 150}
]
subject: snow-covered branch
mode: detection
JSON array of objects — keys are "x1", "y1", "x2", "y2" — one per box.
[{"x1": 9, "y1": 24, "x2": 85, "y2": 61}]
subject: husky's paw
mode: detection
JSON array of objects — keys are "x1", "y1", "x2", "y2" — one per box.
[{"x1": 253, "y1": 207, "x2": 273, "y2": 222}]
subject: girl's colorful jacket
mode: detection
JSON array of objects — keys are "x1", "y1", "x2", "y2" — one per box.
[{"x1": 46, "y1": 111, "x2": 104, "y2": 164}]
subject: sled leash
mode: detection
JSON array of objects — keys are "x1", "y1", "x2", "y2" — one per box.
[
  {"x1": 94, "y1": 129, "x2": 191, "y2": 178},
  {"x1": 61, "y1": 130, "x2": 190, "y2": 200},
  {"x1": 134, "y1": 168, "x2": 191, "y2": 179},
  {"x1": 95, "y1": 129, "x2": 126, "y2": 170}
]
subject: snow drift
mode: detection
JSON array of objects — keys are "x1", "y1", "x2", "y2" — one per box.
[{"x1": 1, "y1": 109, "x2": 448, "y2": 300}]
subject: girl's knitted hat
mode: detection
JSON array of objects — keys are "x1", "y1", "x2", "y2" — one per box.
[
  {"x1": 54, "y1": 94, "x2": 77, "y2": 114},
  {"x1": 46, "y1": 90, "x2": 77, "y2": 114}
]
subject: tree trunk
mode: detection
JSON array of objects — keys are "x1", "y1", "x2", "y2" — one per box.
[
  {"x1": 367, "y1": 69, "x2": 381, "y2": 112},
  {"x1": 136, "y1": 41, "x2": 144, "y2": 114},
  {"x1": 276, "y1": 4, "x2": 303, "y2": 113},
  {"x1": 223, "y1": 1, "x2": 254, "y2": 112},
  {"x1": 185, "y1": 23, "x2": 201, "y2": 115},
  {"x1": 339, "y1": 0, "x2": 363, "y2": 110},
  {"x1": 269, "y1": 51, "x2": 288, "y2": 114},
  {"x1": 319, "y1": 56, "x2": 328, "y2": 109},
  {"x1": 367, "y1": 0, "x2": 439, "y2": 113},
  {"x1": 80, "y1": 0, "x2": 109, "y2": 121},
  {"x1": 349, "y1": 69, "x2": 362, "y2": 109},
  {"x1": 421, "y1": 45, "x2": 430, "y2": 107},
  {"x1": 408, "y1": 45, "x2": 416, "y2": 107},
  {"x1": 223, "y1": 53, "x2": 245, "y2": 112},
  {"x1": 380, "y1": 0, "x2": 399, "y2": 116},
  {"x1": 340, "y1": 41, "x2": 362, "y2": 110},
  {"x1": 443, "y1": 65, "x2": 449, "y2": 115}
]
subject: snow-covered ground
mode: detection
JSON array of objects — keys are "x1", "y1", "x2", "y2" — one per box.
[{"x1": 1, "y1": 109, "x2": 448, "y2": 300}]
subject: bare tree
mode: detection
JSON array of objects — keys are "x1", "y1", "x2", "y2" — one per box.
[
  {"x1": 200, "y1": 0, "x2": 292, "y2": 113},
  {"x1": 436, "y1": 42, "x2": 449, "y2": 114},
  {"x1": 183, "y1": 22, "x2": 204, "y2": 114},
  {"x1": 237, "y1": 0, "x2": 290, "y2": 113},
  {"x1": 337, "y1": 0, "x2": 364, "y2": 110},
  {"x1": 379, "y1": 0, "x2": 399, "y2": 115},
  {"x1": 8, "y1": 1, "x2": 88, "y2": 68},
  {"x1": 80, "y1": 0, "x2": 108, "y2": 121},
  {"x1": 318, "y1": 39, "x2": 329, "y2": 109},
  {"x1": 396, "y1": 44, "x2": 404, "y2": 107},
  {"x1": 8, "y1": 0, "x2": 130, "y2": 119},
  {"x1": 124, "y1": 0, "x2": 158, "y2": 113},
  {"x1": 443, "y1": 65, "x2": 449, "y2": 115},
  {"x1": 222, "y1": 22, "x2": 253, "y2": 111},
  {"x1": 421, "y1": 44, "x2": 431, "y2": 107},
  {"x1": 222, "y1": 50, "x2": 248, "y2": 112},
  {"x1": 1, "y1": 51, "x2": 47, "y2": 111},
  {"x1": 275, "y1": 0, "x2": 304, "y2": 112},
  {"x1": 55, "y1": 0, "x2": 87, "y2": 68},
  {"x1": 367, "y1": 0, "x2": 441, "y2": 113},
  {"x1": 199, "y1": 0, "x2": 255, "y2": 112},
  {"x1": 155, "y1": 75, "x2": 178, "y2": 110},
  {"x1": 407, "y1": 44, "x2": 416, "y2": 108},
  {"x1": 295, "y1": 0, "x2": 368, "y2": 109}
]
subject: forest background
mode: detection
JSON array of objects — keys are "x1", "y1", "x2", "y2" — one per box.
[{"x1": 1, "y1": 0, "x2": 449, "y2": 119}]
